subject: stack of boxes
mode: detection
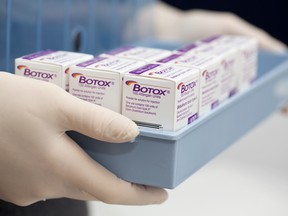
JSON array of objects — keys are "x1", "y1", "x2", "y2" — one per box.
[{"x1": 15, "y1": 35, "x2": 258, "y2": 131}]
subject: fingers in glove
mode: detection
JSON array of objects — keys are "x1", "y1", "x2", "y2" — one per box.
[
  {"x1": 224, "y1": 12, "x2": 288, "y2": 53},
  {"x1": 57, "y1": 92, "x2": 139, "y2": 143},
  {"x1": 50, "y1": 134, "x2": 168, "y2": 205}
]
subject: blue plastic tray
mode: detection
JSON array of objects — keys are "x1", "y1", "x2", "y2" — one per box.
[
  {"x1": 68, "y1": 52, "x2": 288, "y2": 189},
  {"x1": 4, "y1": 1, "x2": 287, "y2": 189}
]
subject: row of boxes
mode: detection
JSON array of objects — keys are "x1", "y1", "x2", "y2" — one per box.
[{"x1": 15, "y1": 35, "x2": 258, "y2": 131}]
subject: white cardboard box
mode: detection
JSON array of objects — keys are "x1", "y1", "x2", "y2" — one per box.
[
  {"x1": 15, "y1": 50, "x2": 93, "y2": 90},
  {"x1": 122, "y1": 63, "x2": 200, "y2": 131},
  {"x1": 157, "y1": 53, "x2": 222, "y2": 117},
  {"x1": 69, "y1": 56, "x2": 146, "y2": 113}
]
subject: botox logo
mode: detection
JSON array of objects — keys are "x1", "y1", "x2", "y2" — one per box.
[
  {"x1": 65, "y1": 68, "x2": 70, "y2": 74},
  {"x1": 177, "y1": 80, "x2": 197, "y2": 93},
  {"x1": 126, "y1": 80, "x2": 168, "y2": 96},
  {"x1": 18, "y1": 65, "x2": 55, "y2": 79},
  {"x1": 17, "y1": 65, "x2": 27, "y2": 71},
  {"x1": 73, "y1": 73, "x2": 112, "y2": 87},
  {"x1": 202, "y1": 69, "x2": 218, "y2": 81},
  {"x1": 72, "y1": 73, "x2": 83, "y2": 78}
]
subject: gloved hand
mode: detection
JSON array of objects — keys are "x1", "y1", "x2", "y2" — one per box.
[
  {"x1": 0, "y1": 72, "x2": 168, "y2": 206},
  {"x1": 152, "y1": 1, "x2": 288, "y2": 53}
]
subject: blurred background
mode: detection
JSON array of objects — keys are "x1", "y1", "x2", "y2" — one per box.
[{"x1": 0, "y1": 0, "x2": 159, "y2": 73}]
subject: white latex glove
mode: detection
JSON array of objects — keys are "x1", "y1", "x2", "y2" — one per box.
[
  {"x1": 153, "y1": 1, "x2": 288, "y2": 53},
  {"x1": 0, "y1": 72, "x2": 168, "y2": 206}
]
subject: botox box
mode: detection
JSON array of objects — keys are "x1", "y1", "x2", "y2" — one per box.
[
  {"x1": 68, "y1": 52, "x2": 288, "y2": 189},
  {"x1": 200, "y1": 35, "x2": 258, "y2": 90},
  {"x1": 122, "y1": 63, "x2": 200, "y2": 131},
  {"x1": 69, "y1": 56, "x2": 146, "y2": 113},
  {"x1": 15, "y1": 50, "x2": 93, "y2": 90},
  {"x1": 157, "y1": 53, "x2": 222, "y2": 117},
  {"x1": 177, "y1": 35, "x2": 258, "y2": 92},
  {"x1": 224, "y1": 36, "x2": 258, "y2": 90},
  {"x1": 186, "y1": 44, "x2": 239, "y2": 102}
]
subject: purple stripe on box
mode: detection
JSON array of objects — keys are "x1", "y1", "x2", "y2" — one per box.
[
  {"x1": 22, "y1": 49, "x2": 56, "y2": 60},
  {"x1": 177, "y1": 43, "x2": 198, "y2": 53},
  {"x1": 129, "y1": 64, "x2": 160, "y2": 75},
  {"x1": 211, "y1": 100, "x2": 219, "y2": 109},
  {"x1": 76, "y1": 56, "x2": 107, "y2": 67},
  {"x1": 105, "y1": 46, "x2": 134, "y2": 55},
  {"x1": 228, "y1": 88, "x2": 237, "y2": 98},
  {"x1": 188, "y1": 113, "x2": 198, "y2": 124},
  {"x1": 157, "y1": 53, "x2": 182, "y2": 63}
]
